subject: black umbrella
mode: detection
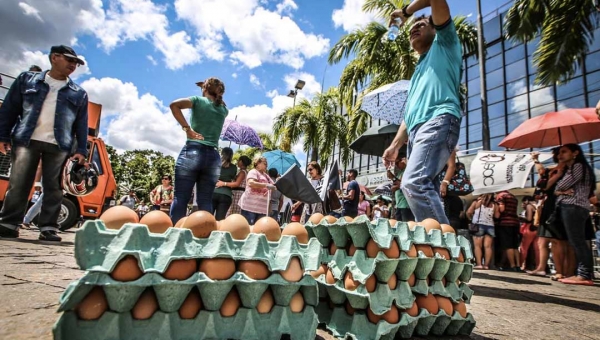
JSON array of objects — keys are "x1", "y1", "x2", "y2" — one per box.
[
  {"x1": 350, "y1": 124, "x2": 407, "y2": 156},
  {"x1": 275, "y1": 164, "x2": 322, "y2": 204}
]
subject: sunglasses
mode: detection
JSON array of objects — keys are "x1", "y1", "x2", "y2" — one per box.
[
  {"x1": 307, "y1": 168, "x2": 314, "y2": 171},
  {"x1": 162, "y1": 177, "x2": 170, "y2": 180}
]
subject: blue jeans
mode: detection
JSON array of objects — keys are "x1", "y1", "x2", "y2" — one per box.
[
  {"x1": 0, "y1": 141, "x2": 68, "y2": 232},
  {"x1": 472, "y1": 224, "x2": 496, "y2": 237},
  {"x1": 560, "y1": 204, "x2": 594, "y2": 280},
  {"x1": 170, "y1": 142, "x2": 220, "y2": 224},
  {"x1": 24, "y1": 192, "x2": 44, "y2": 224},
  {"x1": 241, "y1": 209, "x2": 265, "y2": 225},
  {"x1": 402, "y1": 114, "x2": 460, "y2": 224}
]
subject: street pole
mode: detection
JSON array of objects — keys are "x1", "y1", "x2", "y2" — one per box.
[{"x1": 477, "y1": 0, "x2": 490, "y2": 150}]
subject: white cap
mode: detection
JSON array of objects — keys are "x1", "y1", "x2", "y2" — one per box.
[{"x1": 34, "y1": 182, "x2": 42, "y2": 187}]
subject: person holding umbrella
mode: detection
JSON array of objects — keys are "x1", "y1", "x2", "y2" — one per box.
[{"x1": 381, "y1": 0, "x2": 462, "y2": 225}]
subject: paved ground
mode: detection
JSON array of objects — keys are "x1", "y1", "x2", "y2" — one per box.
[{"x1": 1, "y1": 229, "x2": 599, "y2": 340}]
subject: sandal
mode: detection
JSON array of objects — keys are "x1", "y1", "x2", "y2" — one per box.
[
  {"x1": 550, "y1": 274, "x2": 564, "y2": 281},
  {"x1": 474, "y1": 265, "x2": 484, "y2": 269},
  {"x1": 559, "y1": 277, "x2": 594, "y2": 286},
  {"x1": 526, "y1": 270, "x2": 547, "y2": 277}
]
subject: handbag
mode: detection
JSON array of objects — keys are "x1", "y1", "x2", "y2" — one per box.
[
  {"x1": 468, "y1": 204, "x2": 482, "y2": 234},
  {"x1": 439, "y1": 156, "x2": 474, "y2": 196}
]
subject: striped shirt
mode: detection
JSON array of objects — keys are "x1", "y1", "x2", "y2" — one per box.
[
  {"x1": 239, "y1": 169, "x2": 274, "y2": 215},
  {"x1": 495, "y1": 191, "x2": 519, "y2": 227},
  {"x1": 555, "y1": 163, "x2": 593, "y2": 209}
]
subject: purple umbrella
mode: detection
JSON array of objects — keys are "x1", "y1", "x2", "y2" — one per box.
[{"x1": 220, "y1": 119, "x2": 263, "y2": 149}]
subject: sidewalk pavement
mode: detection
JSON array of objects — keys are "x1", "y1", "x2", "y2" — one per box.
[{"x1": 0, "y1": 229, "x2": 599, "y2": 340}]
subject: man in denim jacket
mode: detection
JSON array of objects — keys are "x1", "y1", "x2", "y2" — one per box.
[{"x1": 0, "y1": 45, "x2": 88, "y2": 242}]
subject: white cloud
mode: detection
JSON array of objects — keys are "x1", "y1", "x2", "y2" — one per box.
[
  {"x1": 147, "y1": 55, "x2": 157, "y2": 66},
  {"x1": 81, "y1": 77, "x2": 185, "y2": 156},
  {"x1": 266, "y1": 89, "x2": 278, "y2": 98},
  {"x1": 332, "y1": 0, "x2": 378, "y2": 32},
  {"x1": 283, "y1": 72, "x2": 321, "y2": 97},
  {"x1": 249, "y1": 74, "x2": 261, "y2": 87},
  {"x1": 18, "y1": 2, "x2": 43, "y2": 22},
  {"x1": 232, "y1": 73, "x2": 238, "y2": 79},
  {"x1": 276, "y1": 0, "x2": 298, "y2": 15}
]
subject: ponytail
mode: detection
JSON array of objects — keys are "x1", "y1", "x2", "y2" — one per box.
[{"x1": 202, "y1": 77, "x2": 226, "y2": 106}]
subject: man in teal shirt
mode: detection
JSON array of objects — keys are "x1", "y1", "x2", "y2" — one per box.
[{"x1": 382, "y1": 0, "x2": 461, "y2": 224}]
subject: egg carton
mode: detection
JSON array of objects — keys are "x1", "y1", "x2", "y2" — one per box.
[
  {"x1": 54, "y1": 305, "x2": 318, "y2": 340},
  {"x1": 58, "y1": 271, "x2": 318, "y2": 314},
  {"x1": 315, "y1": 303, "x2": 475, "y2": 340},
  {"x1": 74, "y1": 221, "x2": 321, "y2": 274}
]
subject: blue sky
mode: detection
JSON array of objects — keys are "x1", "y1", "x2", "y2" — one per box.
[{"x1": 0, "y1": 0, "x2": 510, "y2": 169}]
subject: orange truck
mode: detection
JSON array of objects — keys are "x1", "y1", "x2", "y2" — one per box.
[{"x1": 0, "y1": 100, "x2": 118, "y2": 230}]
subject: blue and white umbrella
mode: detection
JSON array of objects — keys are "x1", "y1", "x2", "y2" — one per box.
[{"x1": 360, "y1": 80, "x2": 410, "y2": 125}]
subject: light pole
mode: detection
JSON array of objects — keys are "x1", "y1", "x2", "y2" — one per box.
[
  {"x1": 477, "y1": 0, "x2": 490, "y2": 150},
  {"x1": 287, "y1": 79, "x2": 305, "y2": 107}
]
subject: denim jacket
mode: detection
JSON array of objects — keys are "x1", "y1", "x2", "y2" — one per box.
[{"x1": 0, "y1": 70, "x2": 88, "y2": 156}]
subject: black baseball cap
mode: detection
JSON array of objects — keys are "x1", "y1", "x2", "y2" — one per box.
[{"x1": 50, "y1": 45, "x2": 85, "y2": 65}]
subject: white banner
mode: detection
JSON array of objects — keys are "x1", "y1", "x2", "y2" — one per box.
[{"x1": 470, "y1": 151, "x2": 553, "y2": 195}]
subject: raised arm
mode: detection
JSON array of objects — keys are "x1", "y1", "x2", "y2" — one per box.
[{"x1": 390, "y1": 0, "x2": 451, "y2": 27}]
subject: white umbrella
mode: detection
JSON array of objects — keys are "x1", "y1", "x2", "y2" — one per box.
[{"x1": 360, "y1": 80, "x2": 410, "y2": 124}]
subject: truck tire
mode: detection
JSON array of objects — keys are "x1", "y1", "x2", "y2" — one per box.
[{"x1": 58, "y1": 198, "x2": 79, "y2": 231}]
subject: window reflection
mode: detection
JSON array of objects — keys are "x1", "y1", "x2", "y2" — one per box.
[
  {"x1": 486, "y1": 54, "x2": 503, "y2": 72},
  {"x1": 488, "y1": 102, "x2": 505, "y2": 120},
  {"x1": 530, "y1": 103, "x2": 556, "y2": 117},
  {"x1": 487, "y1": 87, "x2": 504, "y2": 104},
  {"x1": 556, "y1": 76, "x2": 584, "y2": 101},
  {"x1": 586, "y1": 50, "x2": 600, "y2": 73},
  {"x1": 489, "y1": 116, "x2": 506, "y2": 138},
  {"x1": 507, "y1": 111, "x2": 529, "y2": 132},
  {"x1": 507, "y1": 79, "x2": 528, "y2": 98},
  {"x1": 483, "y1": 16, "x2": 501, "y2": 42},
  {"x1": 467, "y1": 95, "x2": 482, "y2": 110},
  {"x1": 468, "y1": 77, "x2": 480, "y2": 96},
  {"x1": 505, "y1": 59, "x2": 526, "y2": 83},
  {"x1": 504, "y1": 44, "x2": 525, "y2": 65},
  {"x1": 487, "y1": 68, "x2": 504, "y2": 89}
]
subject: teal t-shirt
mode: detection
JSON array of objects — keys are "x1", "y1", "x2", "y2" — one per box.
[
  {"x1": 403, "y1": 20, "x2": 462, "y2": 133},
  {"x1": 394, "y1": 169, "x2": 409, "y2": 209},
  {"x1": 213, "y1": 164, "x2": 238, "y2": 197},
  {"x1": 189, "y1": 96, "x2": 228, "y2": 147}
]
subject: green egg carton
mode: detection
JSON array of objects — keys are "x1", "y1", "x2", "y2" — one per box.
[
  {"x1": 54, "y1": 305, "x2": 318, "y2": 340},
  {"x1": 314, "y1": 304, "x2": 475, "y2": 340},
  {"x1": 443, "y1": 281, "x2": 474, "y2": 304},
  {"x1": 58, "y1": 271, "x2": 318, "y2": 314},
  {"x1": 460, "y1": 263, "x2": 474, "y2": 282},
  {"x1": 326, "y1": 249, "x2": 404, "y2": 283},
  {"x1": 74, "y1": 221, "x2": 321, "y2": 274}
]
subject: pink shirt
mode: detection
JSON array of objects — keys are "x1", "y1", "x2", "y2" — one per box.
[
  {"x1": 239, "y1": 169, "x2": 274, "y2": 214},
  {"x1": 358, "y1": 200, "x2": 370, "y2": 215}
]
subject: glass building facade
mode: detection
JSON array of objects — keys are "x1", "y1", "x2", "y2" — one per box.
[{"x1": 335, "y1": 6, "x2": 600, "y2": 185}]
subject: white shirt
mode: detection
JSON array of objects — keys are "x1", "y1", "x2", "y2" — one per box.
[
  {"x1": 473, "y1": 205, "x2": 495, "y2": 226},
  {"x1": 30, "y1": 74, "x2": 67, "y2": 144},
  {"x1": 373, "y1": 204, "x2": 389, "y2": 220}
]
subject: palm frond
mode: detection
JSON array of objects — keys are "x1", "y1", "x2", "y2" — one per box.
[{"x1": 504, "y1": 0, "x2": 550, "y2": 42}]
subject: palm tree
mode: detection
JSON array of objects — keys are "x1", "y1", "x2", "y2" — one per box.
[
  {"x1": 273, "y1": 87, "x2": 352, "y2": 168},
  {"x1": 329, "y1": 0, "x2": 479, "y2": 139},
  {"x1": 504, "y1": 0, "x2": 598, "y2": 86}
]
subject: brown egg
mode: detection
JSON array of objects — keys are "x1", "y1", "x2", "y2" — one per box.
[
  {"x1": 308, "y1": 213, "x2": 324, "y2": 224},
  {"x1": 415, "y1": 244, "x2": 434, "y2": 257},
  {"x1": 100, "y1": 206, "x2": 139, "y2": 230},
  {"x1": 76, "y1": 286, "x2": 108, "y2": 320},
  {"x1": 440, "y1": 223, "x2": 455, "y2": 234},
  {"x1": 419, "y1": 218, "x2": 441, "y2": 233},
  {"x1": 218, "y1": 214, "x2": 251, "y2": 240},
  {"x1": 280, "y1": 257, "x2": 304, "y2": 282},
  {"x1": 289, "y1": 291, "x2": 305, "y2": 313},
  {"x1": 382, "y1": 305, "x2": 399, "y2": 324},
  {"x1": 433, "y1": 247, "x2": 451, "y2": 260},
  {"x1": 181, "y1": 211, "x2": 217, "y2": 238},
  {"x1": 220, "y1": 289, "x2": 241, "y2": 317},
  {"x1": 407, "y1": 273, "x2": 416, "y2": 287},
  {"x1": 323, "y1": 215, "x2": 337, "y2": 224},
  {"x1": 457, "y1": 250, "x2": 465, "y2": 263},
  {"x1": 131, "y1": 288, "x2": 158, "y2": 320},
  {"x1": 252, "y1": 217, "x2": 281, "y2": 241},
  {"x1": 329, "y1": 242, "x2": 339, "y2": 255},
  {"x1": 343, "y1": 216, "x2": 353, "y2": 222},
  {"x1": 435, "y1": 296, "x2": 453, "y2": 315},
  {"x1": 174, "y1": 217, "x2": 187, "y2": 228},
  {"x1": 388, "y1": 219, "x2": 398, "y2": 227},
  {"x1": 382, "y1": 240, "x2": 401, "y2": 258},
  {"x1": 199, "y1": 258, "x2": 236, "y2": 280},
  {"x1": 365, "y1": 238, "x2": 380, "y2": 258},
  {"x1": 365, "y1": 274, "x2": 377, "y2": 293},
  {"x1": 388, "y1": 273, "x2": 398, "y2": 290},
  {"x1": 401, "y1": 301, "x2": 419, "y2": 317},
  {"x1": 347, "y1": 243, "x2": 357, "y2": 256},
  {"x1": 345, "y1": 301, "x2": 355, "y2": 315},
  {"x1": 179, "y1": 289, "x2": 202, "y2": 319},
  {"x1": 407, "y1": 221, "x2": 417, "y2": 230},
  {"x1": 453, "y1": 301, "x2": 467, "y2": 317},
  {"x1": 344, "y1": 271, "x2": 360, "y2": 291},
  {"x1": 366, "y1": 307, "x2": 380, "y2": 324},
  {"x1": 238, "y1": 260, "x2": 271, "y2": 280},
  {"x1": 256, "y1": 289, "x2": 275, "y2": 314},
  {"x1": 405, "y1": 244, "x2": 418, "y2": 257},
  {"x1": 415, "y1": 293, "x2": 439, "y2": 315},
  {"x1": 281, "y1": 222, "x2": 309, "y2": 244},
  {"x1": 352, "y1": 215, "x2": 363, "y2": 222},
  {"x1": 325, "y1": 267, "x2": 336, "y2": 284},
  {"x1": 310, "y1": 264, "x2": 327, "y2": 279},
  {"x1": 140, "y1": 210, "x2": 172, "y2": 233},
  {"x1": 162, "y1": 259, "x2": 197, "y2": 280},
  {"x1": 110, "y1": 255, "x2": 143, "y2": 282}
]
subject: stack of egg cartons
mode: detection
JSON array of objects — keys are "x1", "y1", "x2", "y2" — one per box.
[
  {"x1": 305, "y1": 215, "x2": 476, "y2": 340},
  {"x1": 53, "y1": 210, "x2": 321, "y2": 340}
]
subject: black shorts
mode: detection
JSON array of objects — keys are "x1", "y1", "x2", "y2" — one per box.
[{"x1": 496, "y1": 225, "x2": 520, "y2": 250}]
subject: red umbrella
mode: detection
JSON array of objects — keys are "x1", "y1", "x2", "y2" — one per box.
[
  {"x1": 499, "y1": 108, "x2": 600, "y2": 149},
  {"x1": 343, "y1": 181, "x2": 372, "y2": 196}
]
